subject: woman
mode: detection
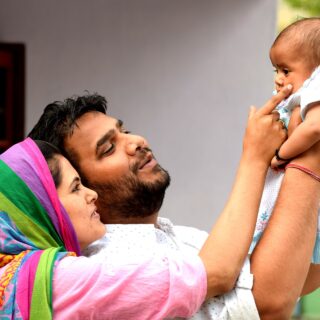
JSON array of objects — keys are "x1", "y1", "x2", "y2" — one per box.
[{"x1": 0, "y1": 138, "x2": 208, "y2": 319}]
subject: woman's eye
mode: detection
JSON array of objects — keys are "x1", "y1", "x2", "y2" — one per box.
[
  {"x1": 72, "y1": 183, "x2": 81, "y2": 193},
  {"x1": 273, "y1": 69, "x2": 278, "y2": 74}
]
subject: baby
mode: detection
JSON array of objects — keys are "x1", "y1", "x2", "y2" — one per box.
[{"x1": 250, "y1": 17, "x2": 320, "y2": 263}]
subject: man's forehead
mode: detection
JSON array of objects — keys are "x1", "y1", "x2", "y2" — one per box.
[
  {"x1": 76, "y1": 112, "x2": 118, "y2": 128},
  {"x1": 66, "y1": 112, "x2": 119, "y2": 154}
]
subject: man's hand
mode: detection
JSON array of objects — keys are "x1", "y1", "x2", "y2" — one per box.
[{"x1": 243, "y1": 85, "x2": 292, "y2": 164}]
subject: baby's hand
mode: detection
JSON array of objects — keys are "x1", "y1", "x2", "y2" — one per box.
[
  {"x1": 287, "y1": 106, "x2": 302, "y2": 136},
  {"x1": 271, "y1": 156, "x2": 287, "y2": 171}
]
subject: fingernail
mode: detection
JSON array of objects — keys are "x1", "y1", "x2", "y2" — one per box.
[{"x1": 286, "y1": 84, "x2": 293, "y2": 90}]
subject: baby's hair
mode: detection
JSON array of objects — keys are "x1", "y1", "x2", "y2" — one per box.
[{"x1": 272, "y1": 17, "x2": 320, "y2": 68}]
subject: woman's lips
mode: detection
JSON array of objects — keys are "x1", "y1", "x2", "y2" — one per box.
[{"x1": 91, "y1": 207, "x2": 100, "y2": 218}]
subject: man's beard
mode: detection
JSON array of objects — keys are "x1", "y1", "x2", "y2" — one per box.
[{"x1": 89, "y1": 162, "x2": 170, "y2": 222}]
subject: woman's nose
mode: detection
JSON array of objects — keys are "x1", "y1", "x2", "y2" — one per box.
[
  {"x1": 86, "y1": 187, "x2": 98, "y2": 203},
  {"x1": 125, "y1": 134, "x2": 148, "y2": 156}
]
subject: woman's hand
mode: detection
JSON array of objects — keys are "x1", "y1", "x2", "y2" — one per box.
[{"x1": 242, "y1": 85, "x2": 292, "y2": 165}]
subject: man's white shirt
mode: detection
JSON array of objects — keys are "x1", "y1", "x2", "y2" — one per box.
[{"x1": 84, "y1": 217, "x2": 259, "y2": 320}]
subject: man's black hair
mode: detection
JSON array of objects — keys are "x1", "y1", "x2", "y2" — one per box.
[{"x1": 28, "y1": 93, "x2": 107, "y2": 171}]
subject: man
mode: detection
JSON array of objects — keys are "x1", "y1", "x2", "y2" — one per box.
[{"x1": 29, "y1": 88, "x2": 320, "y2": 319}]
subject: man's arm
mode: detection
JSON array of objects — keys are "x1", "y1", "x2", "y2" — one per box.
[
  {"x1": 301, "y1": 264, "x2": 320, "y2": 296},
  {"x1": 251, "y1": 144, "x2": 320, "y2": 319},
  {"x1": 199, "y1": 86, "x2": 290, "y2": 298}
]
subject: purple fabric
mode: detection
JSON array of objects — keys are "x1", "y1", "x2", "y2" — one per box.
[{"x1": 0, "y1": 138, "x2": 80, "y2": 254}]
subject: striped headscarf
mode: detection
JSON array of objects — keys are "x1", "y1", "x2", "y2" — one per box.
[{"x1": 0, "y1": 138, "x2": 81, "y2": 319}]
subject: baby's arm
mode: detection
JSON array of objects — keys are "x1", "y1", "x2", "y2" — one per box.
[{"x1": 271, "y1": 103, "x2": 320, "y2": 168}]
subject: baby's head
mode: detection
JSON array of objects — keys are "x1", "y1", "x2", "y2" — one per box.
[{"x1": 270, "y1": 17, "x2": 320, "y2": 93}]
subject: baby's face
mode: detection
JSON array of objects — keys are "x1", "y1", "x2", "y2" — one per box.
[{"x1": 270, "y1": 41, "x2": 314, "y2": 93}]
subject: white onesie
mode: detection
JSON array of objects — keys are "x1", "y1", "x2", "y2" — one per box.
[{"x1": 249, "y1": 66, "x2": 320, "y2": 263}]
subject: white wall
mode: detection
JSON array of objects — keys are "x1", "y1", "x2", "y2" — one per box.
[{"x1": 0, "y1": 0, "x2": 277, "y2": 231}]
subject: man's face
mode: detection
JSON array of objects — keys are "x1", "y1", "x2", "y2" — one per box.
[{"x1": 64, "y1": 111, "x2": 170, "y2": 223}]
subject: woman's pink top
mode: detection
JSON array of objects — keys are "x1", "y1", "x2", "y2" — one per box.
[{"x1": 52, "y1": 254, "x2": 207, "y2": 319}]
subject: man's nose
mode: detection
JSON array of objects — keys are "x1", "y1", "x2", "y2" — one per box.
[{"x1": 125, "y1": 134, "x2": 149, "y2": 156}]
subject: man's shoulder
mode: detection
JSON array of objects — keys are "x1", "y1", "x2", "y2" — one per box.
[
  {"x1": 158, "y1": 217, "x2": 208, "y2": 251},
  {"x1": 173, "y1": 225, "x2": 208, "y2": 250}
]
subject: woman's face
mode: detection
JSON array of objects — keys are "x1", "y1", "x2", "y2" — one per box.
[{"x1": 56, "y1": 155, "x2": 106, "y2": 250}]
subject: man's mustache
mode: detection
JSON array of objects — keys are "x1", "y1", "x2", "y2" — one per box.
[{"x1": 130, "y1": 147, "x2": 153, "y2": 174}]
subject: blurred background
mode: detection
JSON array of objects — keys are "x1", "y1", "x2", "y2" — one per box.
[{"x1": 0, "y1": 0, "x2": 277, "y2": 230}]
